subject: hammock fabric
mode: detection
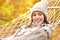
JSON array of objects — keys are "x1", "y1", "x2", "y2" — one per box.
[{"x1": 0, "y1": 0, "x2": 60, "y2": 39}]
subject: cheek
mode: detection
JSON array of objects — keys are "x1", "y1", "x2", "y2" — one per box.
[
  {"x1": 39, "y1": 16, "x2": 44, "y2": 21},
  {"x1": 32, "y1": 17, "x2": 36, "y2": 21}
]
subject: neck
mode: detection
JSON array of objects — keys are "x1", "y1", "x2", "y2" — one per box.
[{"x1": 32, "y1": 22, "x2": 41, "y2": 27}]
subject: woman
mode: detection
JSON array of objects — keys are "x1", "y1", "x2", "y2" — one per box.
[{"x1": 1, "y1": 1, "x2": 57, "y2": 40}]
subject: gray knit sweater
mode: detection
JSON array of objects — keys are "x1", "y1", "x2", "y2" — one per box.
[{"x1": 1, "y1": 24, "x2": 53, "y2": 40}]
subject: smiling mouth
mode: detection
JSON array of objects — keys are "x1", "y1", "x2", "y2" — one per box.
[
  {"x1": 35, "y1": 19, "x2": 42, "y2": 23},
  {"x1": 35, "y1": 20, "x2": 40, "y2": 23}
]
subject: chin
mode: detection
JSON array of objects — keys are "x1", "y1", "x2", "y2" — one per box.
[{"x1": 36, "y1": 23, "x2": 41, "y2": 25}]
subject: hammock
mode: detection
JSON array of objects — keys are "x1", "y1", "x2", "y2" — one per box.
[{"x1": 0, "y1": 0, "x2": 60, "y2": 38}]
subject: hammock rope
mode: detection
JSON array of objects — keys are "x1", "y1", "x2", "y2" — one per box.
[{"x1": 0, "y1": 0, "x2": 60, "y2": 38}]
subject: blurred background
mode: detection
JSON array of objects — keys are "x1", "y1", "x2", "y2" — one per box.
[
  {"x1": 0, "y1": 0, "x2": 60, "y2": 25},
  {"x1": 0, "y1": 0, "x2": 40, "y2": 25},
  {"x1": 0, "y1": 0, "x2": 60, "y2": 39}
]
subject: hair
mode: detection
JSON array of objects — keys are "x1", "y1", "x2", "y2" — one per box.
[{"x1": 31, "y1": 11, "x2": 49, "y2": 24}]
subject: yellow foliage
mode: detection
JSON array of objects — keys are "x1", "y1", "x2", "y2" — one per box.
[
  {"x1": 49, "y1": 24, "x2": 60, "y2": 40},
  {"x1": 0, "y1": 0, "x2": 60, "y2": 39}
]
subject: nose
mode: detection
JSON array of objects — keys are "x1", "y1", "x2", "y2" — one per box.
[{"x1": 35, "y1": 15, "x2": 39, "y2": 19}]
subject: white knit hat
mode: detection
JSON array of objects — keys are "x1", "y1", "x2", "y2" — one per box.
[{"x1": 30, "y1": 0, "x2": 49, "y2": 19}]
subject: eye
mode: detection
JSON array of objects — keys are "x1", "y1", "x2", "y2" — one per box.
[
  {"x1": 33, "y1": 14, "x2": 36, "y2": 16},
  {"x1": 38, "y1": 13, "x2": 42, "y2": 16}
]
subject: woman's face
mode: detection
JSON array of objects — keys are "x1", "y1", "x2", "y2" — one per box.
[{"x1": 32, "y1": 11, "x2": 44, "y2": 26}]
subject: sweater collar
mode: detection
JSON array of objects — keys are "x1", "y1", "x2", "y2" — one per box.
[{"x1": 31, "y1": 22, "x2": 46, "y2": 28}]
